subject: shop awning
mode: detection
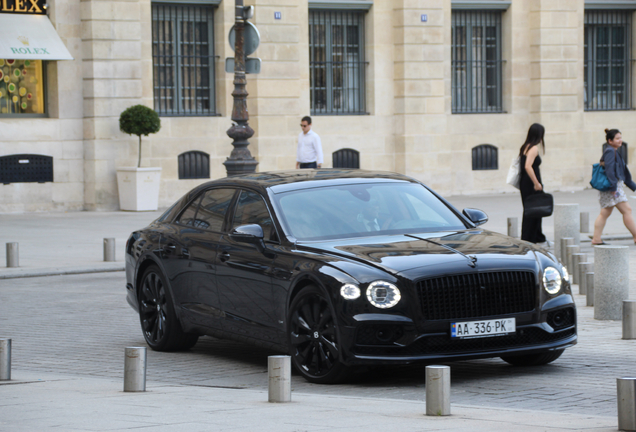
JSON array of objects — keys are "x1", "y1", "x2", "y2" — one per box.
[{"x1": 0, "y1": 14, "x2": 73, "y2": 60}]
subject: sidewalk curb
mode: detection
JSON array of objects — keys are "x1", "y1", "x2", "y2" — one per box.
[{"x1": 0, "y1": 265, "x2": 125, "y2": 280}]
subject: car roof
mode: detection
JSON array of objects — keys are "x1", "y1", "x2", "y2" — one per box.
[{"x1": 193, "y1": 169, "x2": 418, "y2": 195}]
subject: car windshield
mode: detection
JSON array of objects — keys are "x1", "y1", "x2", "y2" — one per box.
[{"x1": 273, "y1": 182, "x2": 467, "y2": 241}]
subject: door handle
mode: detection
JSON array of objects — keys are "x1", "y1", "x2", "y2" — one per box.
[
  {"x1": 163, "y1": 245, "x2": 176, "y2": 253},
  {"x1": 219, "y1": 251, "x2": 231, "y2": 263},
  {"x1": 181, "y1": 248, "x2": 190, "y2": 258}
]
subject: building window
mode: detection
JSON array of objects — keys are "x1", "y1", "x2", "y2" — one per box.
[
  {"x1": 151, "y1": 3, "x2": 216, "y2": 116},
  {"x1": 585, "y1": 10, "x2": 632, "y2": 111},
  {"x1": 178, "y1": 151, "x2": 210, "y2": 179},
  {"x1": 332, "y1": 148, "x2": 360, "y2": 169},
  {"x1": 309, "y1": 10, "x2": 366, "y2": 115},
  {"x1": 452, "y1": 10, "x2": 503, "y2": 114},
  {"x1": 0, "y1": 59, "x2": 45, "y2": 116},
  {"x1": 471, "y1": 144, "x2": 498, "y2": 170}
]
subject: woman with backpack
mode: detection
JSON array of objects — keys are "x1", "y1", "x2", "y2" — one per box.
[{"x1": 591, "y1": 128, "x2": 636, "y2": 245}]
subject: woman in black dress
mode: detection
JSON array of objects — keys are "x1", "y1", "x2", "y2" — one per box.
[{"x1": 519, "y1": 123, "x2": 547, "y2": 244}]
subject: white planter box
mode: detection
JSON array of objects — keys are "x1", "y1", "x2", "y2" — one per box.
[{"x1": 116, "y1": 167, "x2": 162, "y2": 211}]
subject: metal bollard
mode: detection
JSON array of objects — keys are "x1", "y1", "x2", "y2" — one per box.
[
  {"x1": 0, "y1": 339, "x2": 11, "y2": 381},
  {"x1": 426, "y1": 365, "x2": 450, "y2": 416},
  {"x1": 103, "y1": 238, "x2": 116, "y2": 262},
  {"x1": 124, "y1": 347, "x2": 147, "y2": 392},
  {"x1": 565, "y1": 245, "x2": 580, "y2": 275},
  {"x1": 578, "y1": 263, "x2": 593, "y2": 296},
  {"x1": 560, "y1": 238, "x2": 574, "y2": 266},
  {"x1": 618, "y1": 377, "x2": 636, "y2": 431},
  {"x1": 623, "y1": 301, "x2": 636, "y2": 340},
  {"x1": 571, "y1": 253, "x2": 587, "y2": 285},
  {"x1": 580, "y1": 212, "x2": 590, "y2": 233},
  {"x1": 507, "y1": 217, "x2": 518, "y2": 238},
  {"x1": 268, "y1": 355, "x2": 291, "y2": 403},
  {"x1": 586, "y1": 272, "x2": 594, "y2": 307},
  {"x1": 6, "y1": 242, "x2": 18, "y2": 268}
]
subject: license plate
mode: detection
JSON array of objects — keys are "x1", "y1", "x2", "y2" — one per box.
[{"x1": 451, "y1": 318, "x2": 515, "y2": 339}]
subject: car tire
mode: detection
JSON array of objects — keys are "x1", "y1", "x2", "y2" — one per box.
[
  {"x1": 288, "y1": 284, "x2": 350, "y2": 384},
  {"x1": 138, "y1": 265, "x2": 199, "y2": 351},
  {"x1": 500, "y1": 349, "x2": 564, "y2": 366}
]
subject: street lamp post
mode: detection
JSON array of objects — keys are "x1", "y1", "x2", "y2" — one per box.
[{"x1": 224, "y1": 0, "x2": 258, "y2": 176}]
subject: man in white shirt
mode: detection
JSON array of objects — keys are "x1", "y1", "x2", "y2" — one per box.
[{"x1": 296, "y1": 116, "x2": 323, "y2": 169}]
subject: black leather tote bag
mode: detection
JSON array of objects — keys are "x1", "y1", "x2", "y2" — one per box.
[{"x1": 523, "y1": 192, "x2": 553, "y2": 218}]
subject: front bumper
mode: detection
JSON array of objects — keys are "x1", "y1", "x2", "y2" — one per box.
[{"x1": 339, "y1": 306, "x2": 577, "y2": 366}]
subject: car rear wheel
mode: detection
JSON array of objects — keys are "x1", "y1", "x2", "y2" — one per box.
[
  {"x1": 138, "y1": 265, "x2": 198, "y2": 351},
  {"x1": 288, "y1": 285, "x2": 350, "y2": 384},
  {"x1": 500, "y1": 349, "x2": 564, "y2": 366}
]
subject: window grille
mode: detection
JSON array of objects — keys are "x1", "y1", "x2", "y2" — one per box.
[
  {"x1": 309, "y1": 10, "x2": 367, "y2": 115},
  {"x1": 0, "y1": 154, "x2": 53, "y2": 184},
  {"x1": 152, "y1": 3, "x2": 216, "y2": 116},
  {"x1": 178, "y1": 151, "x2": 210, "y2": 179},
  {"x1": 332, "y1": 148, "x2": 360, "y2": 168},
  {"x1": 452, "y1": 10, "x2": 503, "y2": 113},
  {"x1": 471, "y1": 144, "x2": 498, "y2": 170},
  {"x1": 585, "y1": 10, "x2": 632, "y2": 111}
]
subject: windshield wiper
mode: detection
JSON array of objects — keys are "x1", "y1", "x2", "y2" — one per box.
[{"x1": 406, "y1": 234, "x2": 477, "y2": 268}]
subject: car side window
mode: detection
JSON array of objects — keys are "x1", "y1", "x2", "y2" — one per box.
[
  {"x1": 176, "y1": 196, "x2": 202, "y2": 227},
  {"x1": 196, "y1": 188, "x2": 236, "y2": 232},
  {"x1": 232, "y1": 190, "x2": 276, "y2": 241}
]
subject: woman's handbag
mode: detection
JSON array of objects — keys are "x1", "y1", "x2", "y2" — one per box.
[
  {"x1": 590, "y1": 163, "x2": 612, "y2": 191},
  {"x1": 506, "y1": 157, "x2": 521, "y2": 189},
  {"x1": 523, "y1": 192, "x2": 553, "y2": 218}
]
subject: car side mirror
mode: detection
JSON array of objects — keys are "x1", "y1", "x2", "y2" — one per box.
[
  {"x1": 229, "y1": 224, "x2": 264, "y2": 244},
  {"x1": 462, "y1": 208, "x2": 488, "y2": 226}
]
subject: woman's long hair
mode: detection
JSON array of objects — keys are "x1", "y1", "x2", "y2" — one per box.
[{"x1": 519, "y1": 123, "x2": 546, "y2": 157}]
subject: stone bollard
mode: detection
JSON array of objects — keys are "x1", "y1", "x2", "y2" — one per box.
[
  {"x1": 618, "y1": 378, "x2": 636, "y2": 431},
  {"x1": 594, "y1": 246, "x2": 629, "y2": 320},
  {"x1": 565, "y1": 245, "x2": 580, "y2": 275},
  {"x1": 6, "y1": 242, "x2": 18, "y2": 268},
  {"x1": 623, "y1": 301, "x2": 636, "y2": 340},
  {"x1": 426, "y1": 365, "x2": 450, "y2": 416},
  {"x1": 103, "y1": 238, "x2": 116, "y2": 262},
  {"x1": 580, "y1": 212, "x2": 590, "y2": 233},
  {"x1": 268, "y1": 355, "x2": 291, "y2": 403},
  {"x1": 0, "y1": 339, "x2": 10, "y2": 381},
  {"x1": 560, "y1": 238, "x2": 574, "y2": 266},
  {"x1": 554, "y1": 204, "x2": 580, "y2": 260},
  {"x1": 571, "y1": 253, "x2": 587, "y2": 285},
  {"x1": 586, "y1": 273, "x2": 595, "y2": 307},
  {"x1": 507, "y1": 217, "x2": 518, "y2": 238},
  {"x1": 124, "y1": 347, "x2": 147, "y2": 392},
  {"x1": 578, "y1": 262, "x2": 593, "y2": 296}
]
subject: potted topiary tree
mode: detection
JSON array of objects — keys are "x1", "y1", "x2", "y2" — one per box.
[{"x1": 116, "y1": 105, "x2": 162, "y2": 211}]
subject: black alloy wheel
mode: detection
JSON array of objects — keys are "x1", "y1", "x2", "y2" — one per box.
[
  {"x1": 138, "y1": 265, "x2": 198, "y2": 351},
  {"x1": 500, "y1": 349, "x2": 564, "y2": 366},
  {"x1": 289, "y1": 285, "x2": 349, "y2": 384}
]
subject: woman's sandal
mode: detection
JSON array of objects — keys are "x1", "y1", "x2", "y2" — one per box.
[{"x1": 591, "y1": 241, "x2": 609, "y2": 245}]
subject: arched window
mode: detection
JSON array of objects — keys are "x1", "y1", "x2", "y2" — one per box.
[
  {"x1": 0, "y1": 154, "x2": 53, "y2": 184},
  {"x1": 332, "y1": 148, "x2": 360, "y2": 169},
  {"x1": 178, "y1": 151, "x2": 210, "y2": 179},
  {"x1": 472, "y1": 144, "x2": 498, "y2": 170}
]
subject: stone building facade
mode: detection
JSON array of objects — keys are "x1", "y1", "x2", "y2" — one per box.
[{"x1": 0, "y1": 0, "x2": 635, "y2": 212}]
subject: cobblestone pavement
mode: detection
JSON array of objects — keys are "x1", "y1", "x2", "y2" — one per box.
[{"x1": 2, "y1": 266, "x2": 635, "y2": 418}]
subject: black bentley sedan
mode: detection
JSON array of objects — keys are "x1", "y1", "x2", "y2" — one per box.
[{"x1": 125, "y1": 170, "x2": 576, "y2": 383}]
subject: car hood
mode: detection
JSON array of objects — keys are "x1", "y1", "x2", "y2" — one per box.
[{"x1": 298, "y1": 230, "x2": 545, "y2": 276}]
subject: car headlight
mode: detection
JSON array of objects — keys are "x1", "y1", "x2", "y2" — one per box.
[
  {"x1": 340, "y1": 284, "x2": 361, "y2": 300},
  {"x1": 543, "y1": 267, "x2": 562, "y2": 295},
  {"x1": 366, "y1": 281, "x2": 401, "y2": 309},
  {"x1": 561, "y1": 265, "x2": 570, "y2": 283}
]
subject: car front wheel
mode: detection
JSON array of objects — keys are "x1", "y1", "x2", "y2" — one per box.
[
  {"x1": 288, "y1": 284, "x2": 350, "y2": 384},
  {"x1": 138, "y1": 265, "x2": 198, "y2": 351}
]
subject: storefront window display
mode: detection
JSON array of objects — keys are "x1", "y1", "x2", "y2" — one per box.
[{"x1": 0, "y1": 59, "x2": 44, "y2": 115}]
